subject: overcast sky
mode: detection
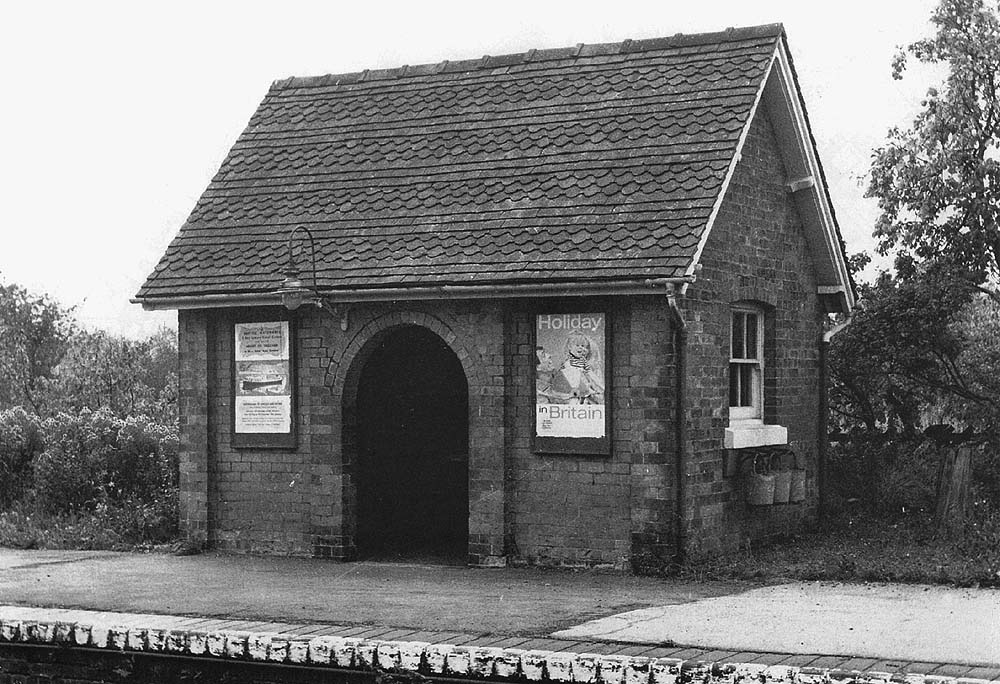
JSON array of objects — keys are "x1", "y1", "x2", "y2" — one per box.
[{"x1": 0, "y1": 0, "x2": 940, "y2": 337}]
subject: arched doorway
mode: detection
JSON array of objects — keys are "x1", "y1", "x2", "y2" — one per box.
[{"x1": 354, "y1": 325, "x2": 469, "y2": 562}]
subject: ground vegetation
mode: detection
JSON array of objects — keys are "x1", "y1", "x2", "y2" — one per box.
[{"x1": 0, "y1": 277, "x2": 179, "y2": 550}]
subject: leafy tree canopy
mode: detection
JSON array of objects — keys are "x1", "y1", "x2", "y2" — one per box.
[
  {"x1": 45, "y1": 327, "x2": 177, "y2": 423},
  {"x1": 0, "y1": 278, "x2": 76, "y2": 411},
  {"x1": 833, "y1": 0, "x2": 1000, "y2": 435},
  {"x1": 829, "y1": 262, "x2": 998, "y2": 433},
  {"x1": 868, "y1": 0, "x2": 1000, "y2": 291},
  {"x1": 0, "y1": 276, "x2": 176, "y2": 422}
]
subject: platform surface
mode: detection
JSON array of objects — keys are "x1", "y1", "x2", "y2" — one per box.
[{"x1": 0, "y1": 549, "x2": 997, "y2": 679}]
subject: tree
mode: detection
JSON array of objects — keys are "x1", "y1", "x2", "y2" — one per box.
[
  {"x1": 835, "y1": 0, "x2": 1000, "y2": 433},
  {"x1": 0, "y1": 277, "x2": 177, "y2": 421},
  {"x1": 0, "y1": 278, "x2": 75, "y2": 411},
  {"x1": 867, "y1": 0, "x2": 1000, "y2": 293},
  {"x1": 934, "y1": 291, "x2": 1000, "y2": 425},
  {"x1": 45, "y1": 328, "x2": 178, "y2": 422},
  {"x1": 829, "y1": 264, "x2": 1000, "y2": 434}
]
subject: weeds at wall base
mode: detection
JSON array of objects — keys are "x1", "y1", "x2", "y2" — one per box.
[
  {"x1": 0, "y1": 498, "x2": 178, "y2": 552},
  {"x1": 679, "y1": 511, "x2": 1000, "y2": 588}
]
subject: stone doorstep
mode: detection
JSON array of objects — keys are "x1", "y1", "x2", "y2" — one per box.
[{"x1": 0, "y1": 608, "x2": 995, "y2": 684}]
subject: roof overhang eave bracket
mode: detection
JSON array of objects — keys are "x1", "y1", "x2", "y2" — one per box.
[{"x1": 131, "y1": 276, "x2": 697, "y2": 311}]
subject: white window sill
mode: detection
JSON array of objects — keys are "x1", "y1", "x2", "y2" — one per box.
[{"x1": 725, "y1": 423, "x2": 788, "y2": 449}]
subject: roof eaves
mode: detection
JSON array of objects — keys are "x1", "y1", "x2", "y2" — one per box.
[
  {"x1": 771, "y1": 40, "x2": 856, "y2": 309},
  {"x1": 133, "y1": 275, "x2": 698, "y2": 311},
  {"x1": 777, "y1": 33, "x2": 858, "y2": 304}
]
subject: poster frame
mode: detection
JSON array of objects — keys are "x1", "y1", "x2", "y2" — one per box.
[
  {"x1": 231, "y1": 308, "x2": 297, "y2": 450},
  {"x1": 531, "y1": 305, "x2": 612, "y2": 456}
]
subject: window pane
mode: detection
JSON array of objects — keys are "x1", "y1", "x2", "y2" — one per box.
[
  {"x1": 740, "y1": 364, "x2": 753, "y2": 406},
  {"x1": 745, "y1": 313, "x2": 758, "y2": 359},
  {"x1": 729, "y1": 363, "x2": 740, "y2": 406},
  {"x1": 732, "y1": 312, "x2": 744, "y2": 358}
]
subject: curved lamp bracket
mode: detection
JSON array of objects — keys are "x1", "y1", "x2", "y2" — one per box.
[{"x1": 275, "y1": 226, "x2": 349, "y2": 331}]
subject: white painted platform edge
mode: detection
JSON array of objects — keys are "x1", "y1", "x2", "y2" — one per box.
[{"x1": 0, "y1": 610, "x2": 992, "y2": 684}]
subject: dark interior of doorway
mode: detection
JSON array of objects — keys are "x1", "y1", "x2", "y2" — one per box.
[{"x1": 355, "y1": 326, "x2": 469, "y2": 564}]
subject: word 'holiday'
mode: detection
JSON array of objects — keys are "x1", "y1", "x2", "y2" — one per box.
[{"x1": 537, "y1": 314, "x2": 602, "y2": 332}]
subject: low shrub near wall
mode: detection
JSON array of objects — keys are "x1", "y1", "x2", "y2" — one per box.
[
  {"x1": 0, "y1": 407, "x2": 179, "y2": 550},
  {"x1": 824, "y1": 435, "x2": 1000, "y2": 585},
  {"x1": 826, "y1": 435, "x2": 940, "y2": 519},
  {"x1": 681, "y1": 434, "x2": 1000, "y2": 586},
  {"x1": 827, "y1": 434, "x2": 1000, "y2": 522},
  {"x1": 0, "y1": 408, "x2": 46, "y2": 507}
]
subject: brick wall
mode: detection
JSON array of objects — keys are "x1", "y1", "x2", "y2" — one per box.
[
  {"x1": 179, "y1": 296, "x2": 677, "y2": 568},
  {"x1": 505, "y1": 299, "x2": 676, "y2": 570},
  {"x1": 203, "y1": 307, "x2": 324, "y2": 555},
  {"x1": 678, "y1": 108, "x2": 824, "y2": 558},
  {"x1": 0, "y1": 644, "x2": 357, "y2": 684},
  {"x1": 177, "y1": 310, "x2": 209, "y2": 546},
  {"x1": 183, "y1": 303, "x2": 506, "y2": 563}
]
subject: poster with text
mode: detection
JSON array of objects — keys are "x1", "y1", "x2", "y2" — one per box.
[
  {"x1": 234, "y1": 321, "x2": 291, "y2": 434},
  {"x1": 535, "y1": 313, "x2": 606, "y2": 438}
]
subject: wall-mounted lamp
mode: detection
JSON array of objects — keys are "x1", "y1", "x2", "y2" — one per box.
[
  {"x1": 276, "y1": 226, "x2": 349, "y2": 331},
  {"x1": 276, "y1": 269, "x2": 310, "y2": 311}
]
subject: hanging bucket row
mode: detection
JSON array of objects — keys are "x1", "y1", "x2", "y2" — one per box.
[{"x1": 746, "y1": 451, "x2": 806, "y2": 505}]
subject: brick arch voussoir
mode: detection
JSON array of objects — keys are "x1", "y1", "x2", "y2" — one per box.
[
  {"x1": 326, "y1": 310, "x2": 483, "y2": 402},
  {"x1": 731, "y1": 288, "x2": 777, "y2": 310}
]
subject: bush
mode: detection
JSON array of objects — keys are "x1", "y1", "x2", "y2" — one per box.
[
  {"x1": 874, "y1": 440, "x2": 939, "y2": 519},
  {"x1": 111, "y1": 416, "x2": 179, "y2": 504},
  {"x1": 827, "y1": 435, "x2": 942, "y2": 521},
  {"x1": 0, "y1": 408, "x2": 45, "y2": 506},
  {"x1": 0, "y1": 497, "x2": 178, "y2": 551},
  {"x1": 953, "y1": 484, "x2": 1000, "y2": 577},
  {"x1": 32, "y1": 409, "x2": 120, "y2": 513},
  {"x1": 677, "y1": 432, "x2": 1000, "y2": 586},
  {"x1": 972, "y1": 447, "x2": 1000, "y2": 501},
  {"x1": 31, "y1": 409, "x2": 179, "y2": 516},
  {"x1": 0, "y1": 407, "x2": 180, "y2": 550}
]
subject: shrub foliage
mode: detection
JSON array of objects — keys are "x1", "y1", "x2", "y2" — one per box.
[
  {"x1": 0, "y1": 277, "x2": 179, "y2": 550},
  {"x1": 0, "y1": 407, "x2": 178, "y2": 549},
  {"x1": 0, "y1": 408, "x2": 44, "y2": 507}
]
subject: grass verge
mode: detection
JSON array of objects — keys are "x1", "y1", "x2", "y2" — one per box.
[
  {"x1": 0, "y1": 499, "x2": 178, "y2": 552},
  {"x1": 681, "y1": 513, "x2": 1000, "y2": 587}
]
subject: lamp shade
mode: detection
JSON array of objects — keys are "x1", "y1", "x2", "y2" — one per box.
[{"x1": 277, "y1": 274, "x2": 310, "y2": 311}]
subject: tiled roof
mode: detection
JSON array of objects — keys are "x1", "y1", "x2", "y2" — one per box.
[{"x1": 137, "y1": 25, "x2": 785, "y2": 301}]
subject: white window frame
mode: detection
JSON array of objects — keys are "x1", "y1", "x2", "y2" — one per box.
[{"x1": 729, "y1": 305, "x2": 764, "y2": 425}]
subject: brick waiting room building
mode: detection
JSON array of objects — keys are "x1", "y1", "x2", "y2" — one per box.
[{"x1": 136, "y1": 24, "x2": 854, "y2": 570}]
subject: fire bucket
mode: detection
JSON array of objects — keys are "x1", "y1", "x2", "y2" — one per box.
[
  {"x1": 772, "y1": 453, "x2": 791, "y2": 504},
  {"x1": 772, "y1": 470, "x2": 792, "y2": 504},
  {"x1": 747, "y1": 455, "x2": 775, "y2": 506},
  {"x1": 789, "y1": 468, "x2": 806, "y2": 502}
]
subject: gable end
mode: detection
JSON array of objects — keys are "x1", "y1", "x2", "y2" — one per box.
[{"x1": 684, "y1": 41, "x2": 854, "y2": 313}]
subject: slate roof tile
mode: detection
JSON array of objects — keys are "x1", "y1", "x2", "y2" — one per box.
[{"x1": 138, "y1": 25, "x2": 784, "y2": 300}]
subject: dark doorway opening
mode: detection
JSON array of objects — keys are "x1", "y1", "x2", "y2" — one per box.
[{"x1": 355, "y1": 326, "x2": 469, "y2": 563}]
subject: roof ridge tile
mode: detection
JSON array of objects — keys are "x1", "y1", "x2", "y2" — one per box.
[{"x1": 272, "y1": 24, "x2": 783, "y2": 91}]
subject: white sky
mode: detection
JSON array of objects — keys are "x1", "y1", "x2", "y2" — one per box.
[{"x1": 0, "y1": 0, "x2": 939, "y2": 338}]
